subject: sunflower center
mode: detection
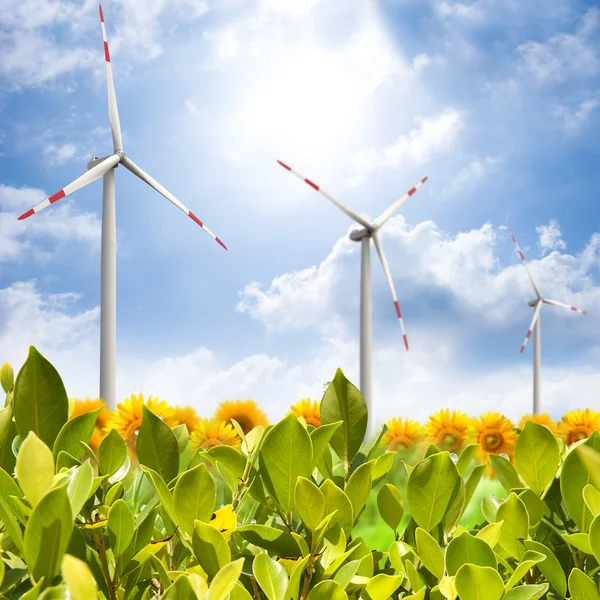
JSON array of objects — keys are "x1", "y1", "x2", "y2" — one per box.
[
  {"x1": 483, "y1": 432, "x2": 503, "y2": 451},
  {"x1": 437, "y1": 428, "x2": 463, "y2": 451},
  {"x1": 568, "y1": 428, "x2": 590, "y2": 444},
  {"x1": 229, "y1": 414, "x2": 254, "y2": 434}
]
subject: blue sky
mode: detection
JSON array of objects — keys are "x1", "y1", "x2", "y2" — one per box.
[{"x1": 1, "y1": 0, "x2": 599, "y2": 427}]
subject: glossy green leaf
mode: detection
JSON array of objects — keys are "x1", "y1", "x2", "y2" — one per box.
[
  {"x1": 107, "y1": 499, "x2": 135, "y2": 556},
  {"x1": 253, "y1": 553, "x2": 288, "y2": 600},
  {"x1": 446, "y1": 532, "x2": 497, "y2": 576},
  {"x1": 523, "y1": 540, "x2": 567, "y2": 598},
  {"x1": 373, "y1": 451, "x2": 395, "y2": 480},
  {"x1": 284, "y1": 555, "x2": 311, "y2": 600},
  {"x1": 496, "y1": 493, "x2": 529, "y2": 560},
  {"x1": 310, "y1": 421, "x2": 342, "y2": 470},
  {"x1": 456, "y1": 444, "x2": 478, "y2": 476},
  {"x1": 98, "y1": 429, "x2": 128, "y2": 476},
  {"x1": 415, "y1": 527, "x2": 444, "y2": 579},
  {"x1": 503, "y1": 584, "x2": 549, "y2": 600},
  {"x1": 345, "y1": 460, "x2": 375, "y2": 519},
  {"x1": 238, "y1": 524, "x2": 303, "y2": 558},
  {"x1": 377, "y1": 483, "x2": 404, "y2": 532},
  {"x1": 489, "y1": 454, "x2": 521, "y2": 492},
  {"x1": 407, "y1": 451, "x2": 461, "y2": 532},
  {"x1": 563, "y1": 532, "x2": 593, "y2": 554},
  {"x1": 504, "y1": 550, "x2": 545, "y2": 590},
  {"x1": 0, "y1": 494, "x2": 24, "y2": 553},
  {"x1": 163, "y1": 574, "x2": 198, "y2": 600},
  {"x1": 0, "y1": 362, "x2": 14, "y2": 394},
  {"x1": 0, "y1": 405, "x2": 17, "y2": 473},
  {"x1": 16, "y1": 431, "x2": 54, "y2": 507},
  {"x1": 320, "y1": 479, "x2": 354, "y2": 537},
  {"x1": 66, "y1": 460, "x2": 94, "y2": 519},
  {"x1": 294, "y1": 476, "x2": 325, "y2": 530},
  {"x1": 172, "y1": 424, "x2": 190, "y2": 454},
  {"x1": 455, "y1": 565, "x2": 504, "y2": 600},
  {"x1": 61, "y1": 554, "x2": 98, "y2": 600},
  {"x1": 320, "y1": 368, "x2": 368, "y2": 467},
  {"x1": 192, "y1": 520, "x2": 231, "y2": 580},
  {"x1": 173, "y1": 463, "x2": 216, "y2": 536},
  {"x1": 136, "y1": 405, "x2": 179, "y2": 484},
  {"x1": 140, "y1": 465, "x2": 179, "y2": 528},
  {"x1": 53, "y1": 407, "x2": 103, "y2": 462},
  {"x1": 481, "y1": 495, "x2": 503, "y2": 524},
  {"x1": 517, "y1": 489, "x2": 544, "y2": 529},
  {"x1": 259, "y1": 413, "x2": 313, "y2": 514},
  {"x1": 584, "y1": 484, "x2": 600, "y2": 517},
  {"x1": 365, "y1": 574, "x2": 403, "y2": 599},
  {"x1": 569, "y1": 568, "x2": 600, "y2": 600},
  {"x1": 589, "y1": 513, "x2": 600, "y2": 563},
  {"x1": 207, "y1": 557, "x2": 245, "y2": 600}
]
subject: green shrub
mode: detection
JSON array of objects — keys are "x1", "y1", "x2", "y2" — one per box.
[{"x1": 0, "y1": 345, "x2": 599, "y2": 599}]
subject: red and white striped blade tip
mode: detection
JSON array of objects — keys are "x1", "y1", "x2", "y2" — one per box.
[
  {"x1": 17, "y1": 189, "x2": 66, "y2": 220},
  {"x1": 188, "y1": 211, "x2": 228, "y2": 250},
  {"x1": 520, "y1": 329, "x2": 533, "y2": 353},
  {"x1": 277, "y1": 159, "x2": 291, "y2": 171},
  {"x1": 99, "y1": 4, "x2": 104, "y2": 22},
  {"x1": 403, "y1": 335, "x2": 409, "y2": 351}
]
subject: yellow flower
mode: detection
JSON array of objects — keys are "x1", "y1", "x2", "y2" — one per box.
[
  {"x1": 559, "y1": 409, "x2": 600, "y2": 446},
  {"x1": 469, "y1": 412, "x2": 518, "y2": 478},
  {"x1": 424, "y1": 409, "x2": 470, "y2": 453},
  {"x1": 290, "y1": 399, "x2": 321, "y2": 428},
  {"x1": 172, "y1": 406, "x2": 201, "y2": 433},
  {"x1": 214, "y1": 399, "x2": 269, "y2": 434},
  {"x1": 381, "y1": 418, "x2": 421, "y2": 452},
  {"x1": 191, "y1": 418, "x2": 241, "y2": 450},
  {"x1": 106, "y1": 393, "x2": 178, "y2": 448},
  {"x1": 69, "y1": 398, "x2": 111, "y2": 452},
  {"x1": 518, "y1": 413, "x2": 559, "y2": 436}
]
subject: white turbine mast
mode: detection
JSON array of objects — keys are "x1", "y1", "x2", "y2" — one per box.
[
  {"x1": 511, "y1": 234, "x2": 588, "y2": 414},
  {"x1": 277, "y1": 159, "x2": 427, "y2": 432},
  {"x1": 17, "y1": 5, "x2": 227, "y2": 409}
]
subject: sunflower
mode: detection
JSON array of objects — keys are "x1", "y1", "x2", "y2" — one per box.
[
  {"x1": 172, "y1": 406, "x2": 201, "y2": 433},
  {"x1": 69, "y1": 398, "x2": 111, "y2": 452},
  {"x1": 190, "y1": 418, "x2": 241, "y2": 450},
  {"x1": 106, "y1": 393, "x2": 178, "y2": 448},
  {"x1": 558, "y1": 409, "x2": 600, "y2": 446},
  {"x1": 518, "y1": 413, "x2": 559, "y2": 436},
  {"x1": 424, "y1": 409, "x2": 470, "y2": 453},
  {"x1": 381, "y1": 418, "x2": 421, "y2": 452},
  {"x1": 290, "y1": 399, "x2": 320, "y2": 428},
  {"x1": 214, "y1": 399, "x2": 269, "y2": 434},
  {"x1": 469, "y1": 412, "x2": 518, "y2": 477}
]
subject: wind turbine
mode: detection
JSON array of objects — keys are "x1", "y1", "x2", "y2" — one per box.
[
  {"x1": 511, "y1": 234, "x2": 587, "y2": 414},
  {"x1": 277, "y1": 160, "x2": 427, "y2": 429},
  {"x1": 17, "y1": 5, "x2": 227, "y2": 410}
]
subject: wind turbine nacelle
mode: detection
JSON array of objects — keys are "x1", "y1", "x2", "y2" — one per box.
[{"x1": 87, "y1": 154, "x2": 118, "y2": 171}]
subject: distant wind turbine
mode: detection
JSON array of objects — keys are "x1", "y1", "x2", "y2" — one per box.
[
  {"x1": 277, "y1": 159, "x2": 427, "y2": 428},
  {"x1": 17, "y1": 5, "x2": 227, "y2": 409},
  {"x1": 511, "y1": 234, "x2": 587, "y2": 414}
]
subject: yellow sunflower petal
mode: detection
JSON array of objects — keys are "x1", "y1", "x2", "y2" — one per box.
[
  {"x1": 424, "y1": 408, "x2": 470, "y2": 453},
  {"x1": 518, "y1": 413, "x2": 559, "y2": 436},
  {"x1": 469, "y1": 412, "x2": 518, "y2": 477},
  {"x1": 69, "y1": 398, "x2": 112, "y2": 453},
  {"x1": 290, "y1": 399, "x2": 320, "y2": 428},
  {"x1": 559, "y1": 409, "x2": 600, "y2": 446},
  {"x1": 381, "y1": 418, "x2": 421, "y2": 452},
  {"x1": 190, "y1": 418, "x2": 241, "y2": 450},
  {"x1": 214, "y1": 399, "x2": 269, "y2": 434}
]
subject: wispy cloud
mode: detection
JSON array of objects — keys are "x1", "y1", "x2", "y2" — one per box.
[{"x1": 553, "y1": 95, "x2": 600, "y2": 133}]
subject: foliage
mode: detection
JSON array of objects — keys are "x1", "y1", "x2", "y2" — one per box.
[{"x1": 0, "y1": 347, "x2": 599, "y2": 599}]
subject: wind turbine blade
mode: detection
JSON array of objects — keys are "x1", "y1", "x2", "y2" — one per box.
[
  {"x1": 520, "y1": 301, "x2": 542, "y2": 353},
  {"x1": 17, "y1": 154, "x2": 120, "y2": 220},
  {"x1": 543, "y1": 298, "x2": 588, "y2": 315},
  {"x1": 99, "y1": 5, "x2": 123, "y2": 151},
  {"x1": 373, "y1": 176, "x2": 428, "y2": 230},
  {"x1": 372, "y1": 232, "x2": 409, "y2": 351},
  {"x1": 511, "y1": 234, "x2": 542, "y2": 299},
  {"x1": 277, "y1": 159, "x2": 371, "y2": 229},
  {"x1": 121, "y1": 156, "x2": 227, "y2": 250}
]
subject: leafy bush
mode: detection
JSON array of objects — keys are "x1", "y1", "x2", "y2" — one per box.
[{"x1": 1, "y1": 346, "x2": 600, "y2": 599}]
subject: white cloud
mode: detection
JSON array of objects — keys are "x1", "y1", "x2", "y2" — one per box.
[
  {"x1": 441, "y1": 156, "x2": 501, "y2": 198},
  {"x1": 435, "y1": 1, "x2": 486, "y2": 21},
  {"x1": 345, "y1": 109, "x2": 463, "y2": 188},
  {"x1": 537, "y1": 220, "x2": 566, "y2": 254},
  {"x1": 185, "y1": 99, "x2": 201, "y2": 116},
  {"x1": 43, "y1": 142, "x2": 78, "y2": 165},
  {"x1": 553, "y1": 96, "x2": 600, "y2": 133}
]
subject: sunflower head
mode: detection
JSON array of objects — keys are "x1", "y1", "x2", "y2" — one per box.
[
  {"x1": 191, "y1": 418, "x2": 241, "y2": 450},
  {"x1": 70, "y1": 398, "x2": 111, "y2": 452},
  {"x1": 290, "y1": 398, "x2": 320, "y2": 428},
  {"x1": 215, "y1": 399, "x2": 269, "y2": 435},
  {"x1": 559, "y1": 409, "x2": 600, "y2": 446},
  {"x1": 518, "y1": 413, "x2": 559, "y2": 436},
  {"x1": 424, "y1": 409, "x2": 470, "y2": 453},
  {"x1": 381, "y1": 418, "x2": 421, "y2": 452},
  {"x1": 469, "y1": 412, "x2": 518, "y2": 477},
  {"x1": 172, "y1": 406, "x2": 201, "y2": 433},
  {"x1": 106, "y1": 393, "x2": 178, "y2": 448}
]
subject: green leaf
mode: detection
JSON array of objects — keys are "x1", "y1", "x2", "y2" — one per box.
[
  {"x1": 0, "y1": 405, "x2": 17, "y2": 473},
  {"x1": 13, "y1": 346, "x2": 69, "y2": 448},
  {"x1": 407, "y1": 451, "x2": 461, "y2": 532},
  {"x1": 503, "y1": 584, "x2": 550, "y2": 600},
  {"x1": 589, "y1": 513, "x2": 600, "y2": 564},
  {"x1": 464, "y1": 464, "x2": 486, "y2": 508},
  {"x1": 173, "y1": 463, "x2": 216, "y2": 537},
  {"x1": 53, "y1": 407, "x2": 103, "y2": 462},
  {"x1": 345, "y1": 460, "x2": 375, "y2": 520},
  {"x1": 455, "y1": 565, "x2": 504, "y2": 600},
  {"x1": 0, "y1": 494, "x2": 24, "y2": 553},
  {"x1": 253, "y1": 553, "x2": 288, "y2": 600},
  {"x1": 66, "y1": 460, "x2": 94, "y2": 520},
  {"x1": 320, "y1": 368, "x2": 368, "y2": 468},
  {"x1": 16, "y1": 432, "x2": 54, "y2": 507},
  {"x1": 373, "y1": 451, "x2": 395, "y2": 480},
  {"x1": 446, "y1": 532, "x2": 497, "y2": 576},
  {"x1": 365, "y1": 574, "x2": 403, "y2": 599},
  {"x1": 415, "y1": 527, "x2": 444, "y2": 580},
  {"x1": 207, "y1": 557, "x2": 244, "y2": 600},
  {"x1": 489, "y1": 454, "x2": 521, "y2": 492},
  {"x1": 61, "y1": 554, "x2": 98, "y2": 600},
  {"x1": 237, "y1": 525, "x2": 303, "y2": 558},
  {"x1": 98, "y1": 429, "x2": 127, "y2": 476},
  {"x1": 514, "y1": 420, "x2": 560, "y2": 495},
  {"x1": 0, "y1": 362, "x2": 14, "y2": 394},
  {"x1": 523, "y1": 540, "x2": 566, "y2": 598},
  {"x1": 294, "y1": 476, "x2": 325, "y2": 531},
  {"x1": 481, "y1": 495, "x2": 503, "y2": 524},
  {"x1": 259, "y1": 413, "x2": 313, "y2": 514},
  {"x1": 284, "y1": 555, "x2": 311, "y2": 600},
  {"x1": 136, "y1": 405, "x2": 179, "y2": 483},
  {"x1": 192, "y1": 520, "x2": 231, "y2": 580},
  {"x1": 107, "y1": 499, "x2": 135, "y2": 557},
  {"x1": 584, "y1": 484, "x2": 600, "y2": 517},
  {"x1": 569, "y1": 568, "x2": 600, "y2": 600},
  {"x1": 504, "y1": 550, "x2": 545, "y2": 590},
  {"x1": 172, "y1": 424, "x2": 190, "y2": 454},
  {"x1": 307, "y1": 580, "x2": 347, "y2": 599},
  {"x1": 320, "y1": 479, "x2": 354, "y2": 538},
  {"x1": 140, "y1": 465, "x2": 179, "y2": 528},
  {"x1": 563, "y1": 532, "x2": 593, "y2": 554},
  {"x1": 496, "y1": 493, "x2": 529, "y2": 560},
  {"x1": 310, "y1": 421, "x2": 342, "y2": 470},
  {"x1": 377, "y1": 483, "x2": 404, "y2": 532},
  {"x1": 163, "y1": 574, "x2": 199, "y2": 600},
  {"x1": 456, "y1": 444, "x2": 478, "y2": 476},
  {"x1": 24, "y1": 484, "x2": 73, "y2": 582},
  {"x1": 517, "y1": 489, "x2": 543, "y2": 529},
  {"x1": 560, "y1": 432, "x2": 600, "y2": 532}
]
